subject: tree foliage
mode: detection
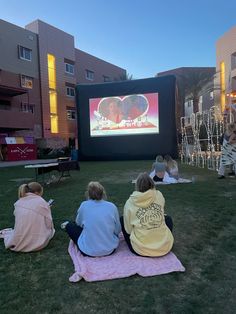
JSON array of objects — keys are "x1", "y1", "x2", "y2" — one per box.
[{"x1": 177, "y1": 70, "x2": 215, "y2": 112}]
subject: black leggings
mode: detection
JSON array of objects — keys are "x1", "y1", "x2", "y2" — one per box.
[
  {"x1": 120, "y1": 215, "x2": 173, "y2": 256},
  {"x1": 65, "y1": 222, "x2": 89, "y2": 256},
  {"x1": 65, "y1": 221, "x2": 116, "y2": 257}
]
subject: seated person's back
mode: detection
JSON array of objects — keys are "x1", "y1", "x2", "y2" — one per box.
[
  {"x1": 122, "y1": 173, "x2": 174, "y2": 257},
  {"x1": 150, "y1": 155, "x2": 166, "y2": 182},
  {"x1": 3, "y1": 182, "x2": 55, "y2": 252},
  {"x1": 164, "y1": 155, "x2": 179, "y2": 179},
  {"x1": 62, "y1": 181, "x2": 121, "y2": 257}
]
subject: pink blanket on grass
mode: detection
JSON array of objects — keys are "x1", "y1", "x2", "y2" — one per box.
[{"x1": 68, "y1": 236, "x2": 185, "y2": 282}]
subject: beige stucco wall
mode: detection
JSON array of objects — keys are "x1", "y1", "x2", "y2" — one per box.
[
  {"x1": 26, "y1": 20, "x2": 77, "y2": 141},
  {"x1": 0, "y1": 19, "x2": 39, "y2": 78},
  {"x1": 215, "y1": 25, "x2": 236, "y2": 109}
]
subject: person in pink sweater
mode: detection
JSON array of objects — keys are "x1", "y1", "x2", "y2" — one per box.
[{"x1": 0, "y1": 182, "x2": 55, "y2": 252}]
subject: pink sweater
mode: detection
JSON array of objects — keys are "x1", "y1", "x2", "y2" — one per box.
[{"x1": 4, "y1": 193, "x2": 55, "y2": 252}]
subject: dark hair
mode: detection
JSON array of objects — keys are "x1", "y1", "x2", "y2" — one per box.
[{"x1": 136, "y1": 172, "x2": 155, "y2": 193}]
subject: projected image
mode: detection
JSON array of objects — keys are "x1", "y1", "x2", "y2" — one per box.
[{"x1": 89, "y1": 93, "x2": 159, "y2": 137}]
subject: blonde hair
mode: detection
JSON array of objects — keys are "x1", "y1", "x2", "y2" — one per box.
[
  {"x1": 18, "y1": 182, "x2": 43, "y2": 199},
  {"x1": 155, "y1": 155, "x2": 163, "y2": 162},
  {"x1": 86, "y1": 181, "x2": 107, "y2": 201},
  {"x1": 136, "y1": 172, "x2": 155, "y2": 193},
  {"x1": 164, "y1": 155, "x2": 176, "y2": 169}
]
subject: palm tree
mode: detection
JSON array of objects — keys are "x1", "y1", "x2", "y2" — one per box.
[
  {"x1": 178, "y1": 70, "x2": 215, "y2": 113},
  {"x1": 114, "y1": 72, "x2": 133, "y2": 81}
]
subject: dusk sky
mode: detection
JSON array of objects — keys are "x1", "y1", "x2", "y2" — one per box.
[{"x1": 1, "y1": 0, "x2": 236, "y2": 79}]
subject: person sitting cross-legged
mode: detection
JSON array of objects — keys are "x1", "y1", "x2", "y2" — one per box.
[
  {"x1": 1, "y1": 182, "x2": 55, "y2": 252},
  {"x1": 120, "y1": 172, "x2": 174, "y2": 257},
  {"x1": 61, "y1": 181, "x2": 121, "y2": 257},
  {"x1": 149, "y1": 155, "x2": 166, "y2": 182}
]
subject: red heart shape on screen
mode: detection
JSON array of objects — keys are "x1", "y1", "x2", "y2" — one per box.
[{"x1": 98, "y1": 95, "x2": 149, "y2": 123}]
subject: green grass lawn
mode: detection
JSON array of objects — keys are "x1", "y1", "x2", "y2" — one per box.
[{"x1": 0, "y1": 160, "x2": 236, "y2": 314}]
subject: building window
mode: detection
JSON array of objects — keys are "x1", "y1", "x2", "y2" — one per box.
[
  {"x1": 50, "y1": 114, "x2": 58, "y2": 133},
  {"x1": 47, "y1": 54, "x2": 58, "y2": 133},
  {"x1": 186, "y1": 100, "x2": 193, "y2": 107},
  {"x1": 198, "y1": 96, "x2": 203, "y2": 113},
  {"x1": 48, "y1": 54, "x2": 56, "y2": 90},
  {"x1": 220, "y1": 61, "x2": 226, "y2": 112},
  {"x1": 67, "y1": 109, "x2": 76, "y2": 120},
  {"x1": 85, "y1": 70, "x2": 94, "y2": 81},
  {"x1": 20, "y1": 103, "x2": 35, "y2": 113},
  {"x1": 49, "y1": 91, "x2": 57, "y2": 114},
  {"x1": 232, "y1": 77, "x2": 236, "y2": 94},
  {"x1": 18, "y1": 46, "x2": 32, "y2": 61},
  {"x1": 66, "y1": 87, "x2": 75, "y2": 97},
  {"x1": 21, "y1": 75, "x2": 33, "y2": 89},
  {"x1": 103, "y1": 75, "x2": 110, "y2": 82},
  {"x1": 0, "y1": 100, "x2": 11, "y2": 110},
  {"x1": 231, "y1": 52, "x2": 236, "y2": 70},
  {"x1": 65, "y1": 63, "x2": 74, "y2": 75}
]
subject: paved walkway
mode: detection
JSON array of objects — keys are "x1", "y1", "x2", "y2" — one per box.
[{"x1": 0, "y1": 159, "x2": 57, "y2": 168}]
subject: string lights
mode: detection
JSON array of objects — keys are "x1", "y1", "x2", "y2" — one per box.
[{"x1": 180, "y1": 105, "x2": 228, "y2": 171}]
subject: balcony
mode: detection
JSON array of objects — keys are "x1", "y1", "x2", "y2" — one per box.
[
  {"x1": 0, "y1": 109, "x2": 34, "y2": 129},
  {"x1": 0, "y1": 84, "x2": 28, "y2": 97}
]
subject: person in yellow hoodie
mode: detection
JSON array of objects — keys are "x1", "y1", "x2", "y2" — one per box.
[{"x1": 121, "y1": 172, "x2": 174, "y2": 257}]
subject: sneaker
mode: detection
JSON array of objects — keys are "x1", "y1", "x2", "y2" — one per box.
[
  {"x1": 61, "y1": 221, "x2": 69, "y2": 230},
  {"x1": 218, "y1": 175, "x2": 225, "y2": 179},
  {"x1": 228, "y1": 172, "x2": 235, "y2": 177}
]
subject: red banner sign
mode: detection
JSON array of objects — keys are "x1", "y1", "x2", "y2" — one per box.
[{"x1": 7, "y1": 144, "x2": 37, "y2": 161}]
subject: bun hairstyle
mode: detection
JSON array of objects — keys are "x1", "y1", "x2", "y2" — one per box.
[
  {"x1": 86, "y1": 181, "x2": 107, "y2": 201},
  {"x1": 136, "y1": 172, "x2": 155, "y2": 193},
  {"x1": 18, "y1": 182, "x2": 43, "y2": 199}
]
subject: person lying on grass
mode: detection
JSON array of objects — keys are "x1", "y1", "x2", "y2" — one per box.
[
  {"x1": 120, "y1": 172, "x2": 174, "y2": 257},
  {"x1": 1, "y1": 182, "x2": 55, "y2": 252},
  {"x1": 61, "y1": 181, "x2": 121, "y2": 257}
]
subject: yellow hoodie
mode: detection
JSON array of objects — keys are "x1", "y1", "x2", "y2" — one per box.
[{"x1": 124, "y1": 189, "x2": 174, "y2": 256}]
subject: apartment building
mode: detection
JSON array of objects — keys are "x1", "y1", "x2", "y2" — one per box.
[
  {"x1": 26, "y1": 20, "x2": 77, "y2": 148},
  {"x1": 75, "y1": 49, "x2": 125, "y2": 83},
  {"x1": 215, "y1": 25, "x2": 236, "y2": 120},
  {"x1": 0, "y1": 19, "x2": 126, "y2": 150},
  {"x1": 0, "y1": 19, "x2": 42, "y2": 139}
]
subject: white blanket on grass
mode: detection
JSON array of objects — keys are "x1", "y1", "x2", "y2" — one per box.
[{"x1": 132, "y1": 171, "x2": 192, "y2": 185}]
